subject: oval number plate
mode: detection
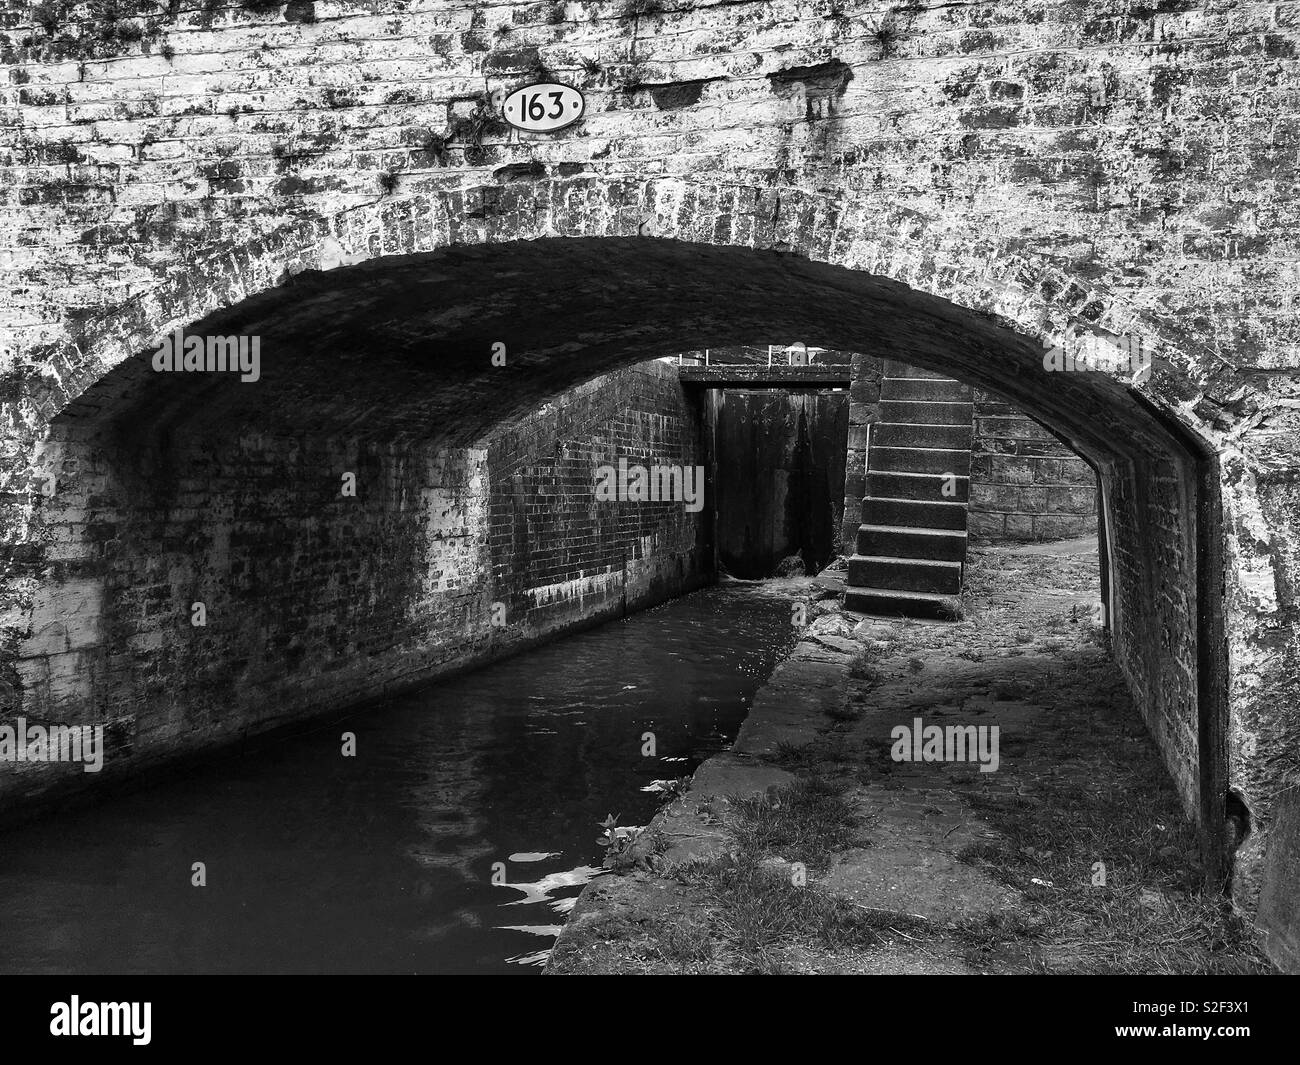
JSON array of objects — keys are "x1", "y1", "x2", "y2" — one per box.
[{"x1": 502, "y1": 82, "x2": 585, "y2": 133}]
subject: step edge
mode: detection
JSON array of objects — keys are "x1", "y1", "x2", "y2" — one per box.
[
  {"x1": 861, "y1": 499, "x2": 971, "y2": 508},
  {"x1": 867, "y1": 471, "x2": 971, "y2": 480},
  {"x1": 859, "y1": 524, "x2": 969, "y2": 537},
  {"x1": 872, "y1": 422, "x2": 976, "y2": 430},
  {"x1": 843, "y1": 587, "x2": 956, "y2": 603},
  {"x1": 849, "y1": 554, "x2": 964, "y2": 569},
  {"x1": 869, "y1": 445, "x2": 975, "y2": 454}
]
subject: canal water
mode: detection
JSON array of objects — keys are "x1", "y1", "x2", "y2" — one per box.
[{"x1": 0, "y1": 583, "x2": 797, "y2": 975}]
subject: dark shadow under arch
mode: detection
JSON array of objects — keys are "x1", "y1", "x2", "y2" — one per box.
[{"x1": 31, "y1": 235, "x2": 1226, "y2": 874}]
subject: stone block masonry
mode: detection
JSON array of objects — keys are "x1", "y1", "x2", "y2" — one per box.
[
  {"x1": 846, "y1": 359, "x2": 974, "y2": 619},
  {"x1": 967, "y1": 391, "x2": 1099, "y2": 544}
]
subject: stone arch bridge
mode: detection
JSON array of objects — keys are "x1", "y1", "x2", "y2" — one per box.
[{"x1": 2, "y1": 0, "x2": 1299, "y2": 967}]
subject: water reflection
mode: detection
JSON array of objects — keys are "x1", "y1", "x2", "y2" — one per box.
[{"x1": 0, "y1": 583, "x2": 796, "y2": 974}]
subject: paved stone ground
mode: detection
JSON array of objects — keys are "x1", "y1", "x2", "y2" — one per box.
[{"x1": 546, "y1": 541, "x2": 1271, "y2": 975}]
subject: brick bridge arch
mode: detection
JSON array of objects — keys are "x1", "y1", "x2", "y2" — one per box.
[
  {"x1": 6, "y1": 174, "x2": 1287, "y2": 906},
  {"x1": 3, "y1": 0, "x2": 1299, "y2": 966}
]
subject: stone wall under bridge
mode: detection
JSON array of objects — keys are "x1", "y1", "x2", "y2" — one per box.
[{"x1": 2, "y1": 0, "x2": 1299, "y2": 968}]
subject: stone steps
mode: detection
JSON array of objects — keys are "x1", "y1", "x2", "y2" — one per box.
[
  {"x1": 848, "y1": 554, "x2": 964, "y2": 594},
  {"x1": 869, "y1": 445, "x2": 972, "y2": 476},
  {"x1": 842, "y1": 586, "x2": 960, "y2": 620},
  {"x1": 863, "y1": 496, "x2": 970, "y2": 530},
  {"x1": 856, "y1": 523, "x2": 968, "y2": 562},
  {"x1": 845, "y1": 365, "x2": 974, "y2": 620},
  {"x1": 879, "y1": 399, "x2": 974, "y2": 425},
  {"x1": 881, "y1": 359, "x2": 950, "y2": 380},
  {"x1": 866, "y1": 469, "x2": 970, "y2": 502},
  {"x1": 872, "y1": 421, "x2": 974, "y2": 449},
  {"x1": 879, "y1": 377, "x2": 973, "y2": 402}
]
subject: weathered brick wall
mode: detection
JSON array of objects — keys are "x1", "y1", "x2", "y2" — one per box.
[
  {"x1": 968, "y1": 391, "x2": 1099, "y2": 543},
  {"x1": 1104, "y1": 446, "x2": 1204, "y2": 810},
  {"x1": 7, "y1": 419, "x2": 495, "y2": 804},
  {"x1": 2, "y1": 357, "x2": 707, "y2": 809},
  {"x1": 1, "y1": 0, "x2": 1298, "y2": 963},
  {"x1": 487, "y1": 358, "x2": 708, "y2": 635}
]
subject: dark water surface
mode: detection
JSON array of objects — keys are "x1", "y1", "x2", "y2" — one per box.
[{"x1": 0, "y1": 583, "x2": 797, "y2": 974}]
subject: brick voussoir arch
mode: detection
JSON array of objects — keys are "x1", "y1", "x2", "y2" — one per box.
[{"x1": 47, "y1": 175, "x2": 1215, "y2": 450}]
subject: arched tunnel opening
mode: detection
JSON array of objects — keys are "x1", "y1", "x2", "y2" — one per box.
[{"x1": 3, "y1": 236, "x2": 1251, "y2": 973}]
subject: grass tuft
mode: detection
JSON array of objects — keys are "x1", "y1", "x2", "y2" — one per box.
[
  {"x1": 767, "y1": 741, "x2": 820, "y2": 769},
  {"x1": 727, "y1": 776, "x2": 858, "y2": 872},
  {"x1": 956, "y1": 774, "x2": 1272, "y2": 974},
  {"x1": 681, "y1": 856, "x2": 932, "y2": 973}
]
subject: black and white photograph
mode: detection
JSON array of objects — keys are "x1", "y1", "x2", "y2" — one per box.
[{"x1": 0, "y1": 0, "x2": 1292, "y2": 1041}]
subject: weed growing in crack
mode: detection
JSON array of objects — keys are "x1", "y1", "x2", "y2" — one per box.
[
  {"x1": 767, "y1": 741, "x2": 820, "y2": 769},
  {"x1": 936, "y1": 596, "x2": 964, "y2": 621},
  {"x1": 422, "y1": 130, "x2": 450, "y2": 166},
  {"x1": 620, "y1": 61, "x2": 648, "y2": 94},
  {"x1": 447, "y1": 94, "x2": 508, "y2": 165},
  {"x1": 621, "y1": 0, "x2": 665, "y2": 20},
  {"x1": 527, "y1": 53, "x2": 554, "y2": 83},
  {"x1": 597, "y1": 813, "x2": 668, "y2": 873},
  {"x1": 849, "y1": 654, "x2": 883, "y2": 684},
  {"x1": 32, "y1": 1, "x2": 61, "y2": 36},
  {"x1": 870, "y1": 10, "x2": 902, "y2": 59}
]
